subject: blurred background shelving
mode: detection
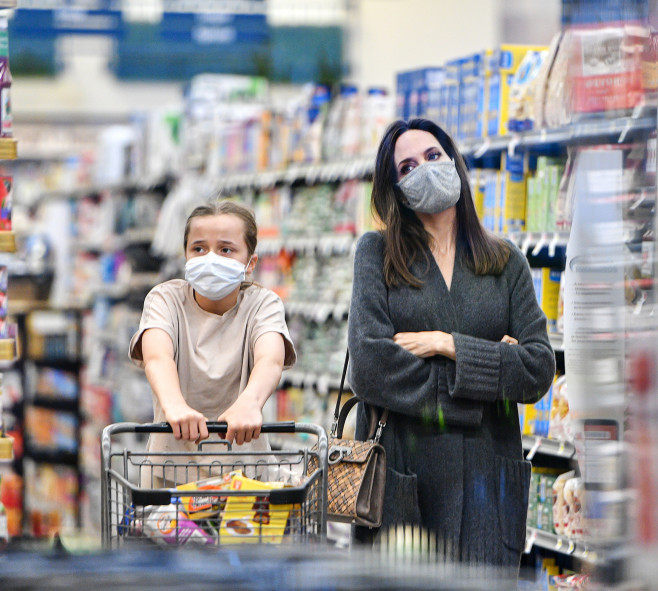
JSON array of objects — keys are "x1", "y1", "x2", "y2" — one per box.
[{"x1": 0, "y1": 2, "x2": 655, "y2": 591}]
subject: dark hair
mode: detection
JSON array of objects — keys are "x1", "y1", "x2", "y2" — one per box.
[
  {"x1": 183, "y1": 200, "x2": 258, "y2": 256},
  {"x1": 371, "y1": 118, "x2": 510, "y2": 288}
]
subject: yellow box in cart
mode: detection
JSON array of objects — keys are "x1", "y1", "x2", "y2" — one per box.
[
  {"x1": 176, "y1": 471, "x2": 239, "y2": 520},
  {"x1": 220, "y1": 473, "x2": 292, "y2": 544},
  {"x1": 487, "y1": 44, "x2": 548, "y2": 137}
]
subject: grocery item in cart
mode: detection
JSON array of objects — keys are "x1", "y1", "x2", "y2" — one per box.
[
  {"x1": 219, "y1": 473, "x2": 292, "y2": 544},
  {"x1": 142, "y1": 503, "x2": 216, "y2": 546},
  {"x1": 176, "y1": 471, "x2": 238, "y2": 520}
]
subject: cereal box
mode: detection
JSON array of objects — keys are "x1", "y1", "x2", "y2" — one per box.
[
  {"x1": 176, "y1": 471, "x2": 240, "y2": 520},
  {"x1": 220, "y1": 473, "x2": 292, "y2": 544}
]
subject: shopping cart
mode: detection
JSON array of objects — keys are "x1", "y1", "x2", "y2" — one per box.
[{"x1": 101, "y1": 421, "x2": 328, "y2": 549}]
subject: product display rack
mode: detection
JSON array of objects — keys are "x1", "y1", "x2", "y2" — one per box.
[
  {"x1": 208, "y1": 157, "x2": 375, "y2": 194},
  {"x1": 33, "y1": 176, "x2": 174, "y2": 207},
  {"x1": 259, "y1": 234, "x2": 355, "y2": 257},
  {"x1": 461, "y1": 107, "x2": 657, "y2": 159},
  {"x1": 525, "y1": 527, "x2": 599, "y2": 567},
  {"x1": 523, "y1": 435, "x2": 576, "y2": 462},
  {"x1": 182, "y1": 108, "x2": 657, "y2": 195},
  {"x1": 522, "y1": 432, "x2": 584, "y2": 568},
  {"x1": 507, "y1": 110, "x2": 656, "y2": 582},
  {"x1": 8, "y1": 306, "x2": 85, "y2": 536}
]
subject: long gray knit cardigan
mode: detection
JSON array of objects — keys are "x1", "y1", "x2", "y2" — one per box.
[{"x1": 347, "y1": 231, "x2": 556, "y2": 569}]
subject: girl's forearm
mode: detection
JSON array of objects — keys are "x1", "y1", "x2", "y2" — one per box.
[
  {"x1": 239, "y1": 356, "x2": 284, "y2": 408},
  {"x1": 144, "y1": 356, "x2": 187, "y2": 413}
]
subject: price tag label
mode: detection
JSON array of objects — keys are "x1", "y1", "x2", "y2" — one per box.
[
  {"x1": 521, "y1": 233, "x2": 533, "y2": 256},
  {"x1": 527, "y1": 437, "x2": 542, "y2": 461},
  {"x1": 558, "y1": 440, "x2": 566, "y2": 456},
  {"x1": 473, "y1": 138, "x2": 491, "y2": 159}
]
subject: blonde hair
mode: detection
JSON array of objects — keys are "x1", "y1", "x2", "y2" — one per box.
[{"x1": 183, "y1": 200, "x2": 258, "y2": 255}]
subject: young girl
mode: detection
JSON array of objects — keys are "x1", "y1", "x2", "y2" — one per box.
[{"x1": 129, "y1": 200, "x2": 296, "y2": 485}]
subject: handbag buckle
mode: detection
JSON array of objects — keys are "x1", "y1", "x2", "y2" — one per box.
[
  {"x1": 374, "y1": 419, "x2": 386, "y2": 443},
  {"x1": 328, "y1": 445, "x2": 352, "y2": 465}
]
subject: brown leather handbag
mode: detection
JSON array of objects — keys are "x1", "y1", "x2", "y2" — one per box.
[{"x1": 308, "y1": 351, "x2": 387, "y2": 528}]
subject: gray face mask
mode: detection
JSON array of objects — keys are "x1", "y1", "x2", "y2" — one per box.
[{"x1": 397, "y1": 160, "x2": 462, "y2": 214}]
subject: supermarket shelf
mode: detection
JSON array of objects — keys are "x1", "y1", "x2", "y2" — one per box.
[
  {"x1": 23, "y1": 447, "x2": 78, "y2": 467},
  {"x1": 525, "y1": 527, "x2": 599, "y2": 565},
  {"x1": 21, "y1": 112, "x2": 658, "y2": 206},
  {"x1": 285, "y1": 300, "x2": 349, "y2": 323},
  {"x1": 126, "y1": 111, "x2": 658, "y2": 194},
  {"x1": 522, "y1": 435, "x2": 576, "y2": 461},
  {"x1": 34, "y1": 176, "x2": 171, "y2": 204},
  {"x1": 507, "y1": 231, "x2": 569, "y2": 268},
  {"x1": 127, "y1": 271, "x2": 161, "y2": 289},
  {"x1": 32, "y1": 357, "x2": 83, "y2": 371},
  {"x1": 212, "y1": 157, "x2": 374, "y2": 192},
  {"x1": 0, "y1": 137, "x2": 17, "y2": 160},
  {"x1": 88, "y1": 271, "x2": 160, "y2": 301},
  {"x1": 72, "y1": 238, "x2": 117, "y2": 253},
  {"x1": 259, "y1": 234, "x2": 355, "y2": 256},
  {"x1": 120, "y1": 226, "x2": 157, "y2": 246},
  {"x1": 29, "y1": 396, "x2": 78, "y2": 413},
  {"x1": 281, "y1": 370, "x2": 347, "y2": 394},
  {"x1": 461, "y1": 108, "x2": 657, "y2": 158},
  {"x1": 8, "y1": 299, "x2": 86, "y2": 316}
]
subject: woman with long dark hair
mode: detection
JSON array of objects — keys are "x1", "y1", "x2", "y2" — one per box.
[{"x1": 348, "y1": 118, "x2": 555, "y2": 571}]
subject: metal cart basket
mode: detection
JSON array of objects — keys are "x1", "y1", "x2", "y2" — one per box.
[{"x1": 101, "y1": 421, "x2": 328, "y2": 549}]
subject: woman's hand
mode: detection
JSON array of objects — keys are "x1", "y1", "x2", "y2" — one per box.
[
  {"x1": 393, "y1": 330, "x2": 456, "y2": 360},
  {"x1": 163, "y1": 401, "x2": 209, "y2": 443},
  {"x1": 217, "y1": 393, "x2": 263, "y2": 446},
  {"x1": 500, "y1": 335, "x2": 518, "y2": 345}
]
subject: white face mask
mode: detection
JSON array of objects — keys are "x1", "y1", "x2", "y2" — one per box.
[
  {"x1": 185, "y1": 251, "x2": 251, "y2": 301},
  {"x1": 397, "y1": 160, "x2": 462, "y2": 214}
]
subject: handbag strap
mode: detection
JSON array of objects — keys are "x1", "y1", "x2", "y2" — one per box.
[
  {"x1": 331, "y1": 349, "x2": 388, "y2": 442},
  {"x1": 330, "y1": 349, "x2": 350, "y2": 437}
]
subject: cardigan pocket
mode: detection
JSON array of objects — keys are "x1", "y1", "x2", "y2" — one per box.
[
  {"x1": 494, "y1": 455, "x2": 531, "y2": 552},
  {"x1": 383, "y1": 467, "x2": 422, "y2": 526}
]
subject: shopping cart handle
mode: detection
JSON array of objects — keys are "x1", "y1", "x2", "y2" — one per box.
[{"x1": 133, "y1": 421, "x2": 299, "y2": 434}]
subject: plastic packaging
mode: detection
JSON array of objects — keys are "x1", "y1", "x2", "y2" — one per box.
[{"x1": 552, "y1": 470, "x2": 576, "y2": 536}]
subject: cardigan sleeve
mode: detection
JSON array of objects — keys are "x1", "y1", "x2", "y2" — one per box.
[
  {"x1": 348, "y1": 232, "x2": 483, "y2": 425},
  {"x1": 447, "y1": 246, "x2": 556, "y2": 405}
]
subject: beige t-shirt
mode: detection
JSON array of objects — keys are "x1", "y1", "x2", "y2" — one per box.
[{"x1": 129, "y1": 279, "x2": 296, "y2": 485}]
